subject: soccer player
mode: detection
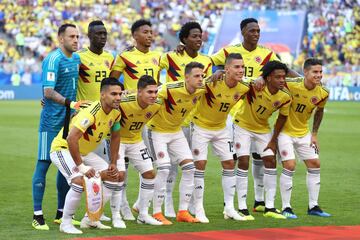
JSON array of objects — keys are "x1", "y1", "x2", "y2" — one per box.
[
  {"x1": 119, "y1": 75, "x2": 163, "y2": 225},
  {"x1": 110, "y1": 19, "x2": 161, "y2": 89},
  {"x1": 32, "y1": 23, "x2": 81, "y2": 230},
  {"x1": 160, "y1": 21, "x2": 212, "y2": 217},
  {"x1": 50, "y1": 78, "x2": 124, "y2": 234},
  {"x1": 76, "y1": 20, "x2": 124, "y2": 222},
  {"x1": 278, "y1": 58, "x2": 331, "y2": 218},
  {"x1": 147, "y1": 62, "x2": 206, "y2": 225},
  {"x1": 233, "y1": 60, "x2": 292, "y2": 219},
  {"x1": 211, "y1": 18, "x2": 299, "y2": 212},
  {"x1": 77, "y1": 20, "x2": 115, "y2": 101},
  {"x1": 191, "y1": 53, "x2": 251, "y2": 222},
  {"x1": 110, "y1": 19, "x2": 161, "y2": 219}
]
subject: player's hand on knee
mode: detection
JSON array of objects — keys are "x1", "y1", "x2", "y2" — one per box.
[
  {"x1": 107, "y1": 163, "x2": 118, "y2": 178},
  {"x1": 264, "y1": 140, "x2": 277, "y2": 155}
]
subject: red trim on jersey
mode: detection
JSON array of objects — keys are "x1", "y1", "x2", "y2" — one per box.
[
  {"x1": 246, "y1": 85, "x2": 256, "y2": 104},
  {"x1": 205, "y1": 85, "x2": 216, "y2": 107},
  {"x1": 278, "y1": 99, "x2": 291, "y2": 109},
  {"x1": 120, "y1": 56, "x2": 138, "y2": 80},
  {"x1": 165, "y1": 89, "x2": 176, "y2": 114},
  {"x1": 167, "y1": 55, "x2": 181, "y2": 81},
  {"x1": 79, "y1": 63, "x2": 90, "y2": 83},
  {"x1": 224, "y1": 49, "x2": 229, "y2": 58},
  {"x1": 260, "y1": 52, "x2": 273, "y2": 66},
  {"x1": 119, "y1": 106, "x2": 127, "y2": 127},
  {"x1": 204, "y1": 63, "x2": 211, "y2": 76},
  {"x1": 315, "y1": 96, "x2": 328, "y2": 106}
]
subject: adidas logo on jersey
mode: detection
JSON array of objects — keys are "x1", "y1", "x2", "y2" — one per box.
[
  {"x1": 89, "y1": 63, "x2": 94, "y2": 66},
  {"x1": 176, "y1": 99, "x2": 182, "y2": 103},
  {"x1": 217, "y1": 94, "x2": 222, "y2": 97},
  {"x1": 64, "y1": 68, "x2": 69, "y2": 73},
  {"x1": 136, "y1": 60, "x2": 141, "y2": 64}
]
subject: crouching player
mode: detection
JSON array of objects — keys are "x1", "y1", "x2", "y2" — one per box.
[{"x1": 50, "y1": 78, "x2": 125, "y2": 234}]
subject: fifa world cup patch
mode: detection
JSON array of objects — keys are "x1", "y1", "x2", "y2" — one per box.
[
  {"x1": 47, "y1": 72, "x2": 55, "y2": 81},
  {"x1": 81, "y1": 118, "x2": 91, "y2": 128},
  {"x1": 84, "y1": 175, "x2": 103, "y2": 221}
]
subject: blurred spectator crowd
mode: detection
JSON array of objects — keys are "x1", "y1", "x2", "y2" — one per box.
[{"x1": 0, "y1": 0, "x2": 358, "y2": 86}]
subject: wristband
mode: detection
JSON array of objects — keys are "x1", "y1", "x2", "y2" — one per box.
[
  {"x1": 70, "y1": 101, "x2": 77, "y2": 109},
  {"x1": 65, "y1": 98, "x2": 71, "y2": 107},
  {"x1": 78, "y1": 163, "x2": 92, "y2": 174}
]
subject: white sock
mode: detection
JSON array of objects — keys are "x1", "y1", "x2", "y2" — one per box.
[
  {"x1": 179, "y1": 162, "x2": 195, "y2": 211},
  {"x1": 264, "y1": 168, "x2": 277, "y2": 209},
  {"x1": 193, "y1": 169, "x2": 205, "y2": 211},
  {"x1": 236, "y1": 168, "x2": 248, "y2": 210},
  {"x1": 222, "y1": 169, "x2": 236, "y2": 209},
  {"x1": 109, "y1": 182, "x2": 124, "y2": 218},
  {"x1": 280, "y1": 168, "x2": 294, "y2": 209},
  {"x1": 139, "y1": 178, "x2": 155, "y2": 215},
  {"x1": 132, "y1": 173, "x2": 142, "y2": 209},
  {"x1": 153, "y1": 166, "x2": 170, "y2": 214},
  {"x1": 121, "y1": 171, "x2": 129, "y2": 208},
  {"x1": 63, "y1": 183, "x2": 83, "y2": 224},
  {"x1": 166, "y1": 164, "x2": 178, "y2": 202},
  {"x1": 252, "y1": 159, "x2": 264, "y2": 202},
  {"x1": 307, "y1": 168, "x2": 320, "y2": 209}
]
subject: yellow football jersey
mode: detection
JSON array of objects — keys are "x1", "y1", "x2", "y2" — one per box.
[
  {"x1": 51, "y1": 101, "x2": 121, "y2": 155},
  {"x1": 212, "y1": 44, "x2": 279, "y2": 117},
  {"x1": 147, "y1": 81, "x2": 205, "y2": 133},
  {"x1": 233, "y1": 85, "x2": 292, "y2": 134},
  {"x1": 282, "y1": 77, "x2": 329, "y2": 137},
  {"x1": 112, "y1": 47, "x2": 161, "y2": 90},
  {"x1": 77, "y1": 48, "x2": 115, "y2": 101},
  {"x1": 159, "y1": 51, "x2": 212, "y2": 82},
  {"x1": 119, "y1": 94, "x2": 161, "y2": 144},
  {"x1": 193, "y1": 80, "x2": 250, "y2": 130},
  {"x1": 211, "y1": 44, "x2": 279, "y2": 78}
]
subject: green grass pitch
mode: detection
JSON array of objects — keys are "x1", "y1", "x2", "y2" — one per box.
[{"x1": 0, "y1": 101, "x2": 359, "y2": 240}]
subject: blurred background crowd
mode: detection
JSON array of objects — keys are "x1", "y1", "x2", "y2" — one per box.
[{"x1": 0, "y1": 0, "x2": 359, "y2": 86}]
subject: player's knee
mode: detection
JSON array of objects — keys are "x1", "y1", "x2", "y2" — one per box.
[
  {"x1": 142, "y1": 170, "x2": 155, "y2": 179},
  {"x1": 237, "y1": 156, "x2": 250, "y2": 170},
  {"x1": 118, "y1": 171, "x2": 125, "y2": 182},
  {"x1": 221, "y1": 159, "x2": 235, "y2": 169},
  {"x1": 282, "y1": 160, "x2": 296, "y2": 171},
  {"x1": 305, "y1": 159, "x2": 320, "y2": 168},
  {"x1": 194, "y1": 160, "x2": 207, "y2": 170},
  {"x1": 262, "y1": 156, "x2": 276, "y2": 168},
  {"x1": 71, "y1": 176, "x2": 84, "y2": 186}
]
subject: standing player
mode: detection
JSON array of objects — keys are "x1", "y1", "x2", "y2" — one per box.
[
  {"x1": 77, "y1": 20, "x2": 115, "y2": 101},
  {"x1": 211, "y1": 18, "x2": 299, "y2": 212},
  {"x1": 32, "y1": 23, "x2": 82, "y2": 230},
  {"x1": 278, "y1": 58, "x2": 331, "y2": 218},
  {"x1": 233, "y1": 61, "x2": 291, "y2": 219},
  {"x1": 147, "y1": 62, "x2": 206, "y2": 225},
  {"x1": 50, "y1": 78, "x2": 124, "y2": 234},
  {"x1": 160, "y1": 21, "x2": 212, "y2": 217},
  {"x1": 110, "y1": 20, "x2": 161, "y2": 219},
  {"x1": 119, "y1": 75, "x2": 162, "y2": 225},
  {"x1": 110, "y1": 19, "x2": 161, "y2": 89},
  {"x1": 191, "y1": 54, "x2": 251, "y2": 223}
]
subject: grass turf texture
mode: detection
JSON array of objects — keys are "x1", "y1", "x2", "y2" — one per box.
[{"x1": 0, "y1": 101, "x2": 359, "y2": 240}]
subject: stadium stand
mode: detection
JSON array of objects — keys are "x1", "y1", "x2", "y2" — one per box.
[{"x1": 0, "y1": 0, "x2": 358, "y2": 86}]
